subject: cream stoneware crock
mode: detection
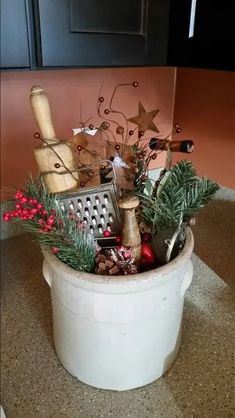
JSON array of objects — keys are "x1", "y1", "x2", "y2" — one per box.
[{"x1": 42, "y1": 228, "x2": 194, "y2": 391}]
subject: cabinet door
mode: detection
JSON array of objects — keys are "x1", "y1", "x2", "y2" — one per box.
[
  {"x1": 1, "y1": 0, "x2": 31, "y2": 68},
  {"x1": 168, "y1": 0, "x2": 235, "y2": 71},
  {"x1": 37, "y1": 0, "x2": 170, "y2": 67}
]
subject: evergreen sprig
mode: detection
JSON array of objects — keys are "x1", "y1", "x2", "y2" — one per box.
[
  {"x1": 138, "y1": 161, "x2": 219, "y2": 233},
  {"x1": 12, "y1": 175, "x2": 96, "y2": 272}
]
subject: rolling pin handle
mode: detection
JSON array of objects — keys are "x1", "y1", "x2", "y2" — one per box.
[{"x1": 30, "y1": 85, "x2": 57, "y2": 145}]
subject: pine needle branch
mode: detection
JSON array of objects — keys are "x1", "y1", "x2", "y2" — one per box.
[{"x1": 137, "y1": 161, "x2": 219, "y2": 232}]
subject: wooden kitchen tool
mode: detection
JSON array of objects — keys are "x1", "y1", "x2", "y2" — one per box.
[
  {"x1": 150, "y1": 137, "x2": 195, "y2": 197},
  {"x1": 118, "y1": 195, "x2": 141, "y2": 263},
  {"x1": 149, "y1": 138, "x2": 194, "y2": 154},
  {"x1": 30, "y1": 86, "x2": 78, "y2": 193}
]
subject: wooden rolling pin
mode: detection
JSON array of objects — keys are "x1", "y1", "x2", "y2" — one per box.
[
  {"x1": 118, "y1": 195, "x2": 141, "y2": 263},
  {"x1": 30, "y1": 86, "x2": 78, "y2": 193}
]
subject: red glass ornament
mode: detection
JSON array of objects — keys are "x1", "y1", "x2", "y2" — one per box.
[
  {"x1": 138, "y1": 131, "x2": 144, "y2": 138},
  {"x1": 151, "y1": 153, "x2": 157, "y2": 160},
  {"x1": 80, "y1": 182, "x2": 85, "y2": 187},
  {"x1": 54, "y1": 163, "x2": 60, "y2": 168},
  {"x1": 98, "y1": 97, "x2": 104, "y2": 102},
  {"x1": 77, "y1": 145, "x2": 82, "y2": 151},
  {"x1": 141, "y1": 242, "x2": 156, "y2": 266},
  {"x1": 129, "y1": 130, "x2": 134, "y2": 136},
  {"x1": 89, "y1": 124, "x2": 94, "y2": 130},
  {"x1": 103, "y1": 230, "x2": 111, "y2": 238},
  {"x1": 37, "y1": 203, "x2": 43, "y2": 210},
  {"x1": 104, "y1": 109, "x2": 109, "y2": 114},
  {"x1": 34, "y1": 132, "x2": 41, "y2": 139},
  {"x1": 115, "y1": 144, "x2": 120, "y2": 151},
  {"x1": 133, "y1": 81, "x2": 138, "y2": 87}
]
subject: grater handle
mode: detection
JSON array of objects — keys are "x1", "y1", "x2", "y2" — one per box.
[
  {"x1": 39, "y1": 159, "x2": 117, "y2": 190},
  {"x1": 72, "y1": 159, "x2": 117, "y2": 185}
]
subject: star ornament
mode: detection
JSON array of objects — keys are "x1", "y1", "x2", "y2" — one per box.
[{"x1": 128, "y1": 102, "x2": 160, "y2": 134}]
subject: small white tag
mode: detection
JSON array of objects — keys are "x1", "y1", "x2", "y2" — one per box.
[
  {"x1": 72, "y1": 127, "x2": 98, "y2": 136},
  {"x1": 112, "y1": 155, "x2": 129, "y2": 168}
]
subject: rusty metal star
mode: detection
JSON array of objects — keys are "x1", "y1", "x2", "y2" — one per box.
[{"x1": 128, "y1": 102, "x2": 160, "y2": 134}]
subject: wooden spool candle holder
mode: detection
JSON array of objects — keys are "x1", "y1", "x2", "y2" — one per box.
[{"x1": 118, "y1": 195, "x2": 141, "y2": 263}]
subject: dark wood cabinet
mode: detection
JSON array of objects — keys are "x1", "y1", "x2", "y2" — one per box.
[
  {"x1": 37, "y1": 0, "x2": 170, "y2": 67},
  {"x1": 0, "y1": 0, "x2": 35, "y2": 68},
  {"x1": 1, "y1": 0, "x2": 234, "y2": 70},
  {"x1": 168, "y1": 0, "x2": 235, "y2": 71}
]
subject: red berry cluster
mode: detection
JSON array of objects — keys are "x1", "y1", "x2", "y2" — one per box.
[{"x1": 2, "y1": 190, "x2": 56, "y2": 233}]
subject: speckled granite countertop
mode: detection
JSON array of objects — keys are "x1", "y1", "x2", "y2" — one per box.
[{"x1": 1, "y1": 188, "x2": 235, "y2": 418}]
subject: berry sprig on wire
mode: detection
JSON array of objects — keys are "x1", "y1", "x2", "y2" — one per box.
[
  {"x1": 96, "y1": 81, "x2": 139, "y2": 155},
  {"x1": 3, "y1": 176, "x2": 97, "y2": 272},
  {"x1": 33, "y1": 132, "x2": 79, "y2": 182},
  {"x1": 93, "y1": 83, "x2": 184, "y2": 190},
  {"x1": 3, "y1": 190, "x2": 46, "y2": 222}
]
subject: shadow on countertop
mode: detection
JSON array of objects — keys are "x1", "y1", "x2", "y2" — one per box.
[{"x1": 191, "y1": 187, "x2": 235, "y2": 287}]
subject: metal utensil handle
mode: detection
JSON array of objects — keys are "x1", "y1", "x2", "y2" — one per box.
[{"x1": 165, "y1": 214, "x2": 184, "y2": 262}]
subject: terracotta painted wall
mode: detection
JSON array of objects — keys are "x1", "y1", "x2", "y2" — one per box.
[
  {"x1": 1, "y1": 67, "x2": 176, "y2": 201},
  {"x1": 173, "y1": 68, "x2": 235, "y2": 189}
]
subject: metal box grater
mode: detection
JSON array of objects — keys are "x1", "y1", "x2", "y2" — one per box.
[{"x1": 56, "y1": 161, "x2": 122, "y2": 239}]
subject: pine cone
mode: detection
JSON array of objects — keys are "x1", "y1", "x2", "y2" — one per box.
[
  {"x1": 94, "y1": 247, "x2": 138, "y2": 275},
  {"x1": 136, "y1": 207, "x2": 151, "y2": 234}
]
